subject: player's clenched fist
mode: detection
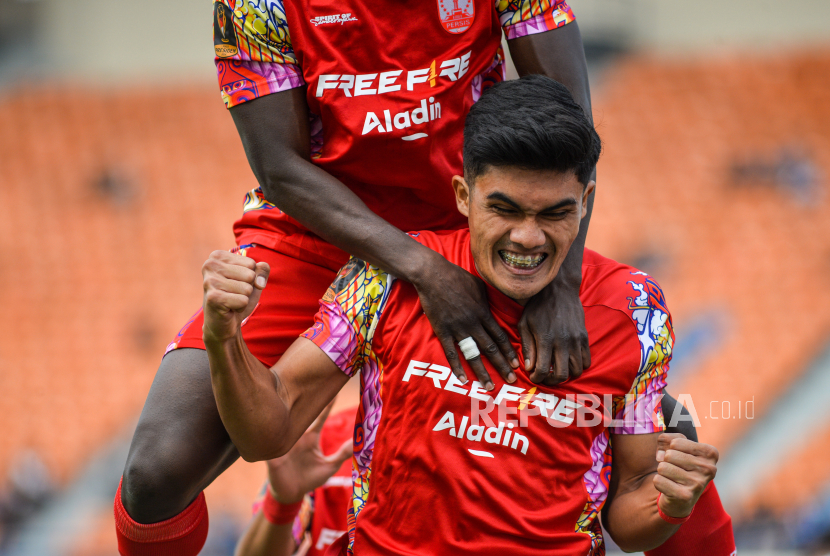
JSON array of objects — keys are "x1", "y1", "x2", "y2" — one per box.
[
  {"x1": 202, "y1": 250, "x2": 270, "y2": 344},
  {"x1": 653, "y1": 433, "x2": 719, "y2": 520}
]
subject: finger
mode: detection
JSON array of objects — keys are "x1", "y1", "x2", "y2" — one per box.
[
  {"x1": 550, "y1": 336, "x2": 570, "y2": 384},
  {"x1": 568, "y1": 341, "x2": 583, "y2": 380},
  {"x1": 466, "y1": 356, "x2": 494, "y2": 391},
  {"x1": 530, "y1": 334, "x2": 554, "y2": 384},
  {"x1": 240, "y1": 263, "x2": 270, "y2": 321},
  {"x1": 438, "y1": 334, "x2": 467, "y2": 384},
  {"x1": 207, "y1": 249, "x2": 257, "y2": 271},
  {"x1": 661, "y1": 449, "x2": 705, "y2": 473},
  {"x1": 657, "y1": 461, "x2": 695, "y2": 486},
  {"x1": 253, "y1": 262, "x2": 271, "y2": 290},
  {"x1": 481, "y1": 315, "x2": 519, "y2": 370},
  {"x1": 656, "y1": 433, "x2": 687, "y2": 462},
  {"x1": 471, "y1": 325, "x2": 516, "y2": 383},
  {"x1": 210, "y1": 277, "x2": 255, "y2": 298},
  {"x1": 581, "y1": 336, "x2": 591, "y2": 370},
  {"x1": 217, "y1": 261, "x2": 257, "y2": 284},
  {"x1": 295, "y1": 532, "x2": 313, "y2": 556},
  {"x1": 324, "y1": 438, "x2": 353, "y2": 466},
  {"x1": 518, "y1": 317, "x2": 536, "y2": 375},
  {"x1": 652, "y1": 473, "x2": 691, "y2": 501},
  {"x1": 668, "y1": 438, "x2": 720, "y2": 464},
  {"x1": 204, "y1": 289, "x2": 251, "y2": 313}
]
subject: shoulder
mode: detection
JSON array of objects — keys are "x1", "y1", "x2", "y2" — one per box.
[
  {"x1": 582, "y1": 250, "x2": 674, "y2": 383},
  {"x1": 323, "y1": 258, "x2": 395, "y2": 309},
  {"x1": 406, "y1": 229, "x2": 471, "y2": 265},
  {"x1": 581, "y1": 249, "x2": 671, "y2": 322}
]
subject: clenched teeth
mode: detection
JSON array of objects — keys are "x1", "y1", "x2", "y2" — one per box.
[{"x1": 499, "y1": 251, "x2": 547, "y2": 268}]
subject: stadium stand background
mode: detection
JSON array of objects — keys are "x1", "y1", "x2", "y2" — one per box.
[{"x1": 1, "y1": 1, "x2": 829, "y2": 554}]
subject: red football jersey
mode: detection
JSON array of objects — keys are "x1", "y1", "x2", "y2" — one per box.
[
  {"x1": 213, "y1": 0, "x2": 575, "y2": 266},
  {"x1": 302, "y1": 229, "x2": 673, "y2": 555}
]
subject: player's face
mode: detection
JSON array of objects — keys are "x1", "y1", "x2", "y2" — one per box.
[{"x1": 452, "y1": 167, "x2": 594, "y2": 304}]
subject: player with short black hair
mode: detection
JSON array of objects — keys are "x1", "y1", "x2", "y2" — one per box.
[{"x1": 202, "y1": 76, "x2": 719, "y2": 555}]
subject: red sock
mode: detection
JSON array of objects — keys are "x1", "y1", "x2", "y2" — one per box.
[{"x1": 114, "y1": 478, "x2": 209, "y2": 556}]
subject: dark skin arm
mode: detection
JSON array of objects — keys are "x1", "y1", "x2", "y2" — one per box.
[
  {"x1": 230, "y1": 89, "x2": 518, "y2": 390},
  {"x1": 228, "y1": 20, "x2": 593, "y2": 389},
  {"x1": 509, "y1": 21, "x2": 596, "y2": 384}
]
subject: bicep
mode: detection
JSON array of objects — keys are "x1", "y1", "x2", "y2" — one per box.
[
  {"x1": 609, "y1": 432, "x2": 660, "y2": 497},
  {"x1": 507, "y1": 23, "x2": 591, "y2": 116},
  {"x1": 272, "y1": 337, "x2": 351, "y2": 445},
  {"x1": 229, "y1": 87, "x2": 312, "y2": 180}
]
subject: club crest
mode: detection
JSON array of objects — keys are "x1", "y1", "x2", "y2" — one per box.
[{"x1": 436, "y1": 0, "x2": 475, "y2": 34}]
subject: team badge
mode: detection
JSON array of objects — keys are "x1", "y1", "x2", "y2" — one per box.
[
  {"x1": 437, "y1": 0, "x2": 475, "y2": 34},
  {"x1": 214, "y1": 2, "x2": 239, "y2": 58}
]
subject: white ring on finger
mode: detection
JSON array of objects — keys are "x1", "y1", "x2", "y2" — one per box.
[{"x1": 458, "y1": 337, "x2": 480, "y2": 361}]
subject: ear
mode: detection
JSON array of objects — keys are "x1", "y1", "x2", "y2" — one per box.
[
  {"x1": 581, "y1": 180, "x2": 596, "y2": 219},
  {"x1": 451, "y1": 175, "x2": 471, "y2": 217}
]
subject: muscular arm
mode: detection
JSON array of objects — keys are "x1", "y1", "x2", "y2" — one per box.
[
  {"x1": 508, "y1": 23, "x2": 597, "y2": 381},
  {"x1": 229, "y1": 89, "x2": 518, "y2": 388},
  {"x1": 206, "y1": 332, "x2": 348, "y2": 461},
  {"x1": 510, "y1": 22, "x2": 594, "y2": 283},
  {"x1": 603, "y1": 432, "x2": 719, "y2": 552},
  {"x1": 603, "y1": 433, "x2": 679, "y2": 552},
  {"x1": 230, "y1": 89, "x2": 436, "y2": 285}
]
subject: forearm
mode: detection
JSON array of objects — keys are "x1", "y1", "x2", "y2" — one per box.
[
  {"x1": 234, "y1": 514, "x2": 296, "y2": 556},
  {"x1": 510, "y1": 22, "x2": 594, "y2": 286},
  {"x1": 264, "y1": 155, "x2": 443, "y2": 282},
  {"x1": 230, "y1": 97, "x2": 439, "y2": 285},
  {"x1": 604, "y1": 476, "x2": 680, "y2": 552},
  {"x1": 205, "y1": 333, "x2": 292, "y2": 461}
]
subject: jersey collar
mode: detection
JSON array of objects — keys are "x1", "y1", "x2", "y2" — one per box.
[{"x1": 462, "y1": 233, "x2": 524, "y2": 325}]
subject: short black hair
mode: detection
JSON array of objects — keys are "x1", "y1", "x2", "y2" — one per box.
[{"x1": 463, "y1": 74, "x2": 601, "y2": 186}]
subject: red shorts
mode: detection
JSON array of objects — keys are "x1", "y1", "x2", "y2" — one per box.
[{"x1": 165, "y1": 244, "x2": 346, "y2": 367}]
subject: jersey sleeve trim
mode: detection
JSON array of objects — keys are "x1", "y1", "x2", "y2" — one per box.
[
  {"x1": 497, "y1": 0, "x2": 576, "y2": 40},
  {"x1": 609, "y1": 276, "x2": 672, "y2": 435},
  {"x1": 214, "y1": 0, "x2": 305, "y2": 108},
  {"x1": 301, "y1": 258, "x2": 394, "y2": 377}
]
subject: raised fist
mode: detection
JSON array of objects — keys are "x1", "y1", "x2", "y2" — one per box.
[
  {"x1": 653, "y1": 433, "x2": 719, "y2": 519},
  {"x1": 201, "y1": 250, "x2": 270, "y2": 344}
]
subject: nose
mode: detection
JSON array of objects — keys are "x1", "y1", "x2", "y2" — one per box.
[{"x1": 509, "y1": 217, "x2": 546, "y2": 250}]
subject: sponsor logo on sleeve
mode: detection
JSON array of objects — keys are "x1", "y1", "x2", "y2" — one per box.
[{"x1": 214, "y1": 2, "x2": 239, "y2": 58}]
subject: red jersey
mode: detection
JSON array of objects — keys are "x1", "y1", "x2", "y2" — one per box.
[
  {"x1": 252, "y1": 406, "x2": 356, "y2": 555},
  {"x1": 302, "y1": 229, "x2": 673, "y2": 555},
  {"x1": 213, "y1": 0, "x2": 575, "y2": 266}
]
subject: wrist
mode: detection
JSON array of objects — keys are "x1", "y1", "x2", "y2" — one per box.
[
  {"x1": 656, "y1": 492, "x2": 693, "y2": 524},
  {"x1": 552, "y1": 265, "x2": 582, "y2": 291},
  {"x1": 404, "y1": 246, "x2": 444, "y2": 289},
  {"x1": 262, "y1": 485, "x2": 303, "y2": 525}
]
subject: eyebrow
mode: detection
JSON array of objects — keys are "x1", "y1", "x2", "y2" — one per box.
[{"x1": 486, "y1": 192, "x2": 578, "y2": 212}]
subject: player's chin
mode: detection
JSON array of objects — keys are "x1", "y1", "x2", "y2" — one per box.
[{"x1": 492, "y1": 268, "x2": 552, "y2": 302}]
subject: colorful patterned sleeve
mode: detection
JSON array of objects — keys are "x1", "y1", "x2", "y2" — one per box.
[
  {"x1": 610, "y1": 276, "x2": 673, "y2": 435},
  {"x1": 301, "y1": 258, "x2": 394, "y2": 377},
  {"x1": 495, "y1": 0, "x2": 575, "y2": 40},
  {"x1": 213, "y1": 0, "x2": 305, "y2": 109}
]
